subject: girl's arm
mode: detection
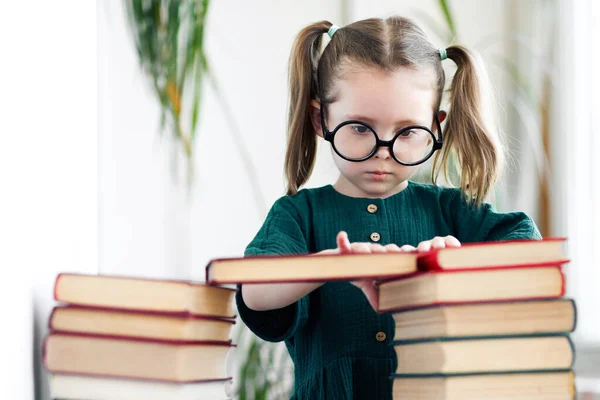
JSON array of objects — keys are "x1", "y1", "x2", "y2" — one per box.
[
  {"x1": 242, "y1": 232, "x2": 386, "y2": 311},
  {"x1": 236, "y1": 196, "x2": 324, "y2": 343},
  {"x1": 241, "y1": 281, "x2": 324, "y2": 311},
  {"x1": 240, "y1": 229, "x2": 335, "y2": 313}
]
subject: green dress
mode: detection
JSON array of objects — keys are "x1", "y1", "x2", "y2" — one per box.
[{"x1": 236, "y1": 182, "x2": 541, "y2": 399}]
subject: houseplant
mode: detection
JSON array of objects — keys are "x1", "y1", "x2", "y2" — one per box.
[{"x1": 123, "y1": 1, "x2": 283, "y2": 398}]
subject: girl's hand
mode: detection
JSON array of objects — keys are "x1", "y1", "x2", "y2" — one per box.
[
  {"x1": 334, "y1": 231, "x2": 410, "y2": 311},
  {"x1": 335, "y1": 231, "x2": 405, "y2": 255},
  {"x1": 401, "y1": 235, "x2": 461, "y2": 253},
  {"x1": 313, "y1": 231, "x2": 408, "y2": 256},
  {"x1": 314, "y1": 233, "x2": 460, "y2": 310},
  {"x1": 313, "y1": 232, "x2": 383, "y2": 309},
  {"x1": 351, "y1": 280, "x2": 379, "y2": 311}
]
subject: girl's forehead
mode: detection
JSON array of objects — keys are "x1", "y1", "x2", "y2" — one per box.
[{"x1": 331, "y1": 66, "x2": 437, "y2": 120}]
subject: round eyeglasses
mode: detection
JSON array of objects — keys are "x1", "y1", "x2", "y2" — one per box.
[{"x1": 320, "y1": 105, "x2": 443, "y2": 166}]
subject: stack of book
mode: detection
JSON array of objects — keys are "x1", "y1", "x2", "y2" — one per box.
[
  {"x1": 207, "y1": 238, "x2": 577, "y2": 399},
  {"x1": 377, "y1": 238, "x2": 576, "y2": 399},
  {"x1": 43, "y1": 273, "x2": 236, "y2": 400}
]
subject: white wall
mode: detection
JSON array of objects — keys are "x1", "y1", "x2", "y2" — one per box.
[{"x1": 1, "y1": 2, "x2": 97, "y2": 400}]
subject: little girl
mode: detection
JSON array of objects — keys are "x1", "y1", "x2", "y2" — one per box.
[{"x1": 237, "y1": 16, "x2": 541, "y2": 399}]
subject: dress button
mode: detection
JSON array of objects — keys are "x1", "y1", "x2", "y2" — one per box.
[
  {"x1": 370, "y1": 232, "x2": 381, "y2": 242},
  {"x1": 367, "y1": 204, "x2": 378, "y2": 213},
  {"x1": 376, "y1": 331, "x2": 387, "y2": 342}
]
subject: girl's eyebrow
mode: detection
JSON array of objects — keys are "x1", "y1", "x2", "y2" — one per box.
[{"x1": 344, "y1": 114, "x2": 422, "y2": 126}]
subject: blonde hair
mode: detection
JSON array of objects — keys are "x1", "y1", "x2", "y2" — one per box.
[{"x1": 284, "y1": 16, "x2": 503, "y2": 206}]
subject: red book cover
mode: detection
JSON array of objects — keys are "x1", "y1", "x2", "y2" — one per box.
[{"x1": 417, "y1": 237, "x2": 569, "y2": 272}]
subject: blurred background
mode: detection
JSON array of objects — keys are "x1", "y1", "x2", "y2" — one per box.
[{"x1": 1, "y1": 0, "x2": 598, "y2": 399}]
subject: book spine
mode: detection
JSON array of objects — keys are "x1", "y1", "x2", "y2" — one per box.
[
  {"x1": 391, "y1": 332, "x2": 572, "y2": 346},
  {"x1": 389, "y1": 297, "x2": 575, "y2": 314},
  {"x1": 49, "y1": 302, "x2": 236, "y2": 320},
  {"x1": 41, "y1": 334, "x2": 49, "y2": 370},
  {"x1": 52, "y1": 272, "x2": 237, "y2": 289},
  {"x1": 48, "y1": 306, "x2": 57, "y2": 330},
  {"x1": 48, "y1": 330, "x2": 235, "y2": 346},
  {"x1": 560, "y1": 266, "x2": 566, "y2": 296},
  {"x1": 46, "y1": 332, "x2": 236, "y2": 347},
  {"x1": 45, "y1": 370, "x2": 233, "y2": 384},
  {"x1": 571, "y1": 299, "x2": 578, "y2": 332},
  {"x1": 378, "y1": 294, "x2": 566, "y2": 314},
  {"x1": 389, "y1": 368, "x2": 574, "y2": 378},
  {"x1": 53, "y1": 273, "x2": 63, "y2": 301},
  {"x1": 52, "y1": 305, "x2": 237, "y2": 322},
  {"x1": 566, "y1": 334, "x2": 576, "y2": 367},
  {"x1": 417, "y1": 250, "x2": 441, "y2": 271},
  {"x1": 205, "y1": 261, "x2": 212, "y2": 283}
]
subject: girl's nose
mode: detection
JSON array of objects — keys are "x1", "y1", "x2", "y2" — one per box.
[{"x1": 374, "y1": 144, "x2": 392, "y2": 160}]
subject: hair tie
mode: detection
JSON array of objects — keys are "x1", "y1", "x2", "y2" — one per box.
[
  {"x1": 439, "y1": 48, "x2": 448, "y2": 61},
  {"x1": 328, "y1": 24, "x2": 340, "y2": 39}
]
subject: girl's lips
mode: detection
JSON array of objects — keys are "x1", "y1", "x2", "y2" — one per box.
[{"x1": 367, "y1": 171, "x2": 390, "y2": 181}]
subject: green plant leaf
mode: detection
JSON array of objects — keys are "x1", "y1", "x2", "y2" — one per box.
[
  {"x1": 438, "y1": 0, "x2": 457, "y2": 40},
  {"x1": 190, "y1": 56, "x2": 205, "y2": 137},
  {"x1": 124, "y1": 0, "x2": 214, "y2": 184}
]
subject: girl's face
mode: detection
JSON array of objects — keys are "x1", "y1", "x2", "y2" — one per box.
[{"x1": 312, "y1": 66, "x2": 442, "y2": 199}]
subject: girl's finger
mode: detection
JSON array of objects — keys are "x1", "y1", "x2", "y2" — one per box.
[
  {"x1": 370, "y1": 244, "x2": 387, "y2": 253},
  {"x1": 384, "y1": 243, "x2": 402, "y2": 252},
  {"x1": 444, "y1": 235, "x2": 461, "y2": 247},
  {"x1": 336, "y1": 231, "x2": 352, "y2": 254},
  {"x1": 417, "y1": 240, "x2": 432, "y2": 252},
  {"x1": 430, "y1": 236, "x2": 446, "y2": 249},
  {"x1": 312, "y1": 248, "x2": 338, "y2": 256},
  {"x1": 351, "y1": 243, "x2": 372, "y2": 254},
  {"x1": 399, "y1": 244, "x2": 416, "y2": 252}
]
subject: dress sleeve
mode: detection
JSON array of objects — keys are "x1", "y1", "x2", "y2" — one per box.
[
  {"x1": 235, "y1": 197, "x2": 310, "y2": 343},
  {"x1": 447, "y1": 190, "x2": 542, "y2": 243}
]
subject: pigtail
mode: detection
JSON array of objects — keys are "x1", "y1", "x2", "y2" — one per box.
[
  {"x1": 284, "y1": 21, "x2": 332, "y2": 195},
  {"x1": 432, "y1": 45, "x2": 504, "y2": 206}
]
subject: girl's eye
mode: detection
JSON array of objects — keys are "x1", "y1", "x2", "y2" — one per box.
[
  {"x1": 399, "y1": 130, "x2": 416, "y2": 137},
  {"x1": 350, "y1": 125, "x2": 370, "y2": 134}
]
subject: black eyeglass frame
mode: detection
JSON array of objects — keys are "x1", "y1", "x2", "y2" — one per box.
[{"x1": 319, "y1": 103, "x2": 444, "y2": 166}]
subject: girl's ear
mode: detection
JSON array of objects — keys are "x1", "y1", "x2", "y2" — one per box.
[
  {"x1": 310, "y1": 100, "x2": 324, "y2": 137},
  {"x1": 438, "y1": 110, "x2": 447, "y2": 123}
]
